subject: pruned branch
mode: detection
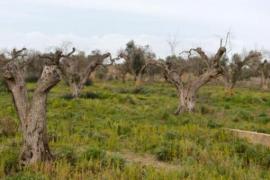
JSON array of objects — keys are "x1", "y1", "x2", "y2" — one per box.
[
  {"x1": 39, "y1": 47, "x2": 76, "y2": 65},
  {"x1": 180, "y1": 48, "x2": 210, "y2": 68}
]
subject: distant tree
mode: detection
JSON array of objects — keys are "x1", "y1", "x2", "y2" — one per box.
[
  {"x1": 61, "y1": 50, "x2": 112, "y2": 98},
  {"x1": 24, "y1": 50, "x2": 47, "y2": 82},
  {"x1": 118, "y1": 40, "x2": 155, "y2": 85},
  {"x1": 0, "y1": 47, "x2": 75, "y2": 166},
  {"x1": 222, "y1": 51, "x2": 262, "y2": 94}
]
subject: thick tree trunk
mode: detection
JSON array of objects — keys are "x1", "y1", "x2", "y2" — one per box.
[
  {"x1": 224, "y1": 81, "x2": 235, "y2": 96},
  {"x1": 4, "y1": 65, "x2": 60, "y2": 166},
  {"x1": 121, "y1": 73, "x2": 126, "y2": 83},
  {"x1": 175, "y1": 88, "x2": 196, "y2": 115},
  {"x1": 135, "y1": 74, "x2": 142, "y2": 86},
  {"x1": 20, "y1": 121, "x2": 52, "y2": 166},
  {"x1": 173, "y1": 68, "x2": 222, "y2": 115},
  {"x1": 20, "y1": 66, "x2": 60, "y2": 166},
  {"x1": 70, "y1": 82, "x2": 81, "y2": 98},
  {"x1": 261, "y1": 74, "x2": 268, "y2": 90}
]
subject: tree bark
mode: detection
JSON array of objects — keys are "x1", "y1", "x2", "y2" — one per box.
[
  {"x1": 224, "y1": 80, "x2": 235, "y2": 96},
  {"x1": 175, "y1": 87, "x2": 196, "y2": 115},
  {"x1": 70, "y1": 82, "x2": 81, "y2": 98}
]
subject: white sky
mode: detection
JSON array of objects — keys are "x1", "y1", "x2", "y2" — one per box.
[{"x1": 0, "y1": 0, "x2": 269, "y2": 57}]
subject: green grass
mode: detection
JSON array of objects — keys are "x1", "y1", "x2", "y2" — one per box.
[{"x1": 1, "y1": 81, "x2": 270, "y2": 179}]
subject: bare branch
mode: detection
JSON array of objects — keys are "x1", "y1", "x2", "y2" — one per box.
[
  {"x1": 11, "y1": 48, "x2": 27, "y2": 60},
  {"x1": 62, "y1": 47, "x2": 76, "y2": 58}
]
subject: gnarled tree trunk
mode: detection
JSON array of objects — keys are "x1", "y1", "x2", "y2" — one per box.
[
  {"x1": 4, "y1": 64, "x2": 61, "y2": 166},
  {"x1": 167, "y1": 47, "x2": 226, "y2": 115},
  {"x1": 175, "y1": 87, "x2": 196, "y2": 114},
  {"x1": 174, "y1": 68, "x2": 221, "y2": 115}
]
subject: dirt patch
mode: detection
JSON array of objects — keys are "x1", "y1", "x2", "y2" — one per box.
[
  {"x1": 108, "y1": 150, "x2": 181, "y2": 171},
  {"x1": 227, "y1": 128, "x2": 270, "y2": 147}
]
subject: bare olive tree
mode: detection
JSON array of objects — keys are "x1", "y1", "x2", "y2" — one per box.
[
  {"x1": 61, "y1": 51, "x2": 112, "y2": 98},
  {"x1": 222, "y1": 51, "x2": 262, "y2": 93},
  {"x1": 0, "y1": 47, "x2": 75, "y2": 166},
  {"x1": 139, "y1": 46, "x2": 226, "y2": 114}
]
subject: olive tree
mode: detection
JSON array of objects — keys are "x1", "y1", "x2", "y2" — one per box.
[
  {"x1": 222, "y1": 51, "x2": 262, "y2": 93},
  {"x1": 140, "y1": 46, "x2": 226, "y2": 114},
  {"x1": 0, "y1": 47, "x2": 75, "y2": 166},
  {"x1": 61, "y1": 51, "x2": 112, "y2": 98},
  {"x1": 118, "y1": 40, "x2": 155, "y2": 84}
]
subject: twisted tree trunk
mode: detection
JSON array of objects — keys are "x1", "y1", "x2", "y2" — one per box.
[
  {"x1": 174, "y1": 69, "x2": 221, "y2": 115},
  {"x1": 175, "y1": 87, "x2": 196, "y2": 114},
  {"x1": 4, "y1": 65, "x2": 61, "y2": 166}
]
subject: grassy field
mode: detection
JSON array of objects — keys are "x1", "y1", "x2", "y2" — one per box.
[{"x1": 1, "y1": 81, "x2": 270, "y2": 179}]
